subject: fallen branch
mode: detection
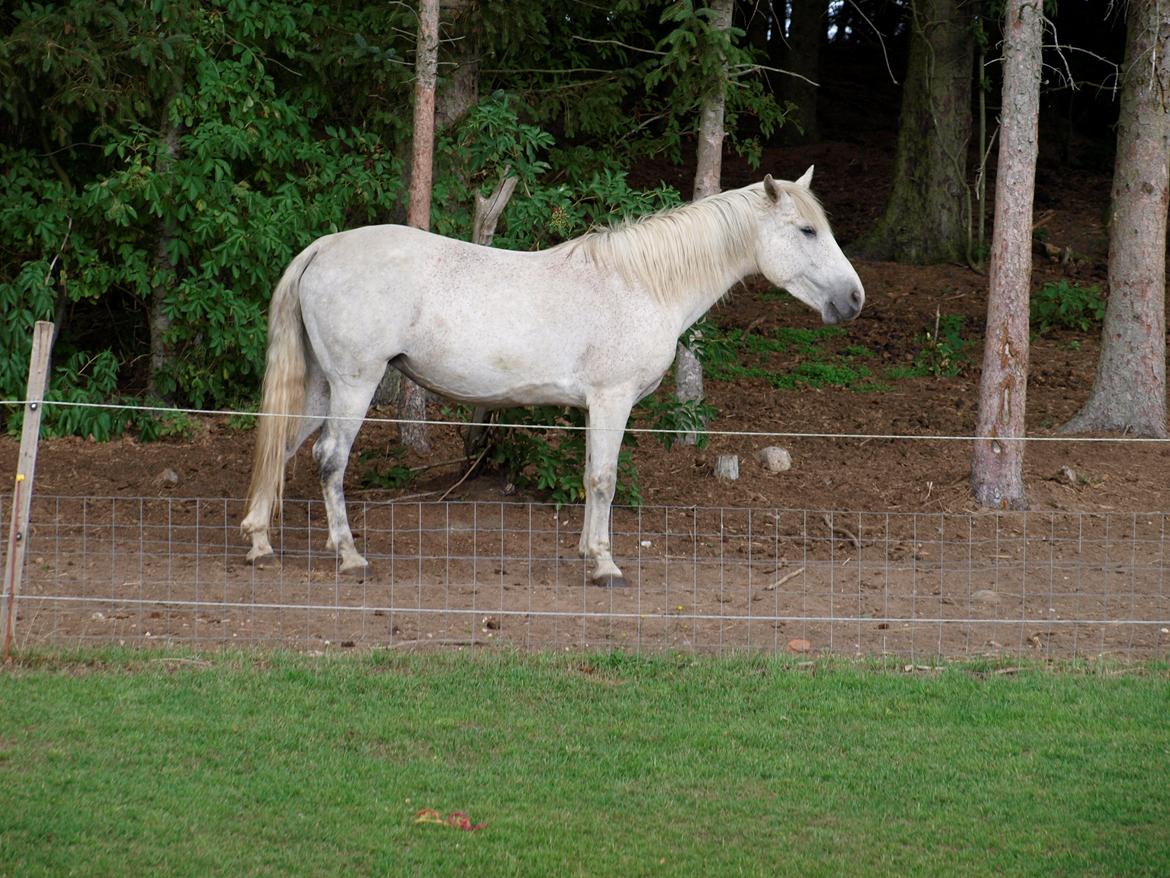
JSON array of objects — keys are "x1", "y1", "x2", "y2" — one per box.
[{"x1": 766, "y1": 566, "x2": 806, "y2": 591}]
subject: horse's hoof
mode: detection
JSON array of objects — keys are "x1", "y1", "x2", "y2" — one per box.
[
  {"x1": 340, "y1": 557, "x2": 370, "y2": 579},
  {"x1": 246, "y1": 549, "x2": 276, "y2": 566},
  {"x1": 593, "y1": 575, "x2": 628, "y2": 589}
]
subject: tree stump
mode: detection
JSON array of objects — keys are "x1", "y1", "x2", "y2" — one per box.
[{"x1": 714, "y1": 454, "x2": 739, "y2": 481}]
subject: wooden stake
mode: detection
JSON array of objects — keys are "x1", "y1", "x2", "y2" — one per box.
[{"x1": 3, "y1": 321, "x2": 54, "y2": 660}]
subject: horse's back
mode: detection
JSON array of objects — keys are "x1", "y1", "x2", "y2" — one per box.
[{"x1": 294, "y1": 224, "x2": 678, "y2": 407}]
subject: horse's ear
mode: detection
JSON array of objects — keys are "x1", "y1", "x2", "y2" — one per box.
[
  {"x1": 795, "y1": 165, "x2": 814, "y2": 188},
  {"x1": 764, "y1": 174, "x2": 781, "y2": 202}
]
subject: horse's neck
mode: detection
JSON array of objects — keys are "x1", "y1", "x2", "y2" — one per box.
[
  {"x1": 623, "y1": 196, "x2": 759, "y2": 331},
  {"x1": 665, "y1": 250, "x2": 756, "y2": 334}
]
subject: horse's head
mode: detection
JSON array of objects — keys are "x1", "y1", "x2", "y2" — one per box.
[{"x1": 754, "y1": 167, "x2": 864, "y2": 325}]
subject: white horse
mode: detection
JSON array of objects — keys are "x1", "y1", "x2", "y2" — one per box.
[{"x1": 241, "y1": 167, "x2": 864, "y2": 585}]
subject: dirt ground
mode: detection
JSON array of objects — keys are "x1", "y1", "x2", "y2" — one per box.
[{"x1": 4, "y1": 138, "x2": 1170, "y2": 659}]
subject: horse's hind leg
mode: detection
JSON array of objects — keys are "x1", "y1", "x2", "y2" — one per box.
[
  {"x1": 314, "y1": 375, "x2": 379, "y2": 574},
  {"x1": 246, "y1": 360, "x2": 328, "y2": 562}
]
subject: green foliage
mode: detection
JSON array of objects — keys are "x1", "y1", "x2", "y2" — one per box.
[
  {"x1": 358, "y1": 448, "x2": 415, "y2": 491},
  {"x1": 431, "y1": 92, "x2": 555, "y2": 243},
  {"x1": 692, "y1": 321, "x2": 872, "y2": 391},
  {"x1": 486, "y1": 393, "x2": 719, "y2": 508},
  {"x1": 642, "y1": 0, "x2": 791, "y2": 167},
  {"x1": 0, "y1": 0, "x2": 410, "y2": 437},
  {"x1": 0, "y1": 0, "x2": 778, "y2": 441},
  {"x1": 432, "y1": 92, "x2": 683, "y2": 251},
  {"x1": 488, "y1": 407, "x2": 641, "y2": 508},
  {"x1": 1031, "y1": 280, "x2": 1106, "y2": 334},
  {"x1": 38, "y1": 351, "x2": 145, "y2": 441},
  {"x1": 894, "y1": 312, "x2": 971, "y2": 379},
  {"x1": 479, "y1": 0, "x2": 790, "y2": 168},
  {"x1": 497, "y1": 167, "x2": 682, "y2": 251},
  {"x1": 636, "y1": 395, "x2": 718, "y2": 449}
]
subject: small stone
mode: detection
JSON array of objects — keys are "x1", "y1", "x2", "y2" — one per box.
[
  {"x1": 714, "y1": 454, "x2": 739, "y2": 481},
  {"x1": 972, "y1": 589, "x2": 1001, "y2": 605},
  {"x1": 1058, "y1": 465, "x2": 1077, "y2": 484},
  {"x1": 786, "y1": 638, "x2": 812, "y2": 653},
  {"x1": 157, "y1": 468, "x2": 180, "y2": 487},
  {"x1": 756, "y1": 446, "x2": 792, "y2": 473}
]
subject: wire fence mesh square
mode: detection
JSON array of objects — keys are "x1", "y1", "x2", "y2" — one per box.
[{"x1": 5, "y1": 494, "x2": 1168, "y2": 660}]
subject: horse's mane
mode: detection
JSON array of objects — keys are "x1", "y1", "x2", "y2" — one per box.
[{"x1": 557, "y1": 179, "x2": 829, "y2": 304}]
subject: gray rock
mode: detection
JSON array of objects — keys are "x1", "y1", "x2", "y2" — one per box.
[{"x1": 756, "y1": 446, "x2": 792, "y2": 473}]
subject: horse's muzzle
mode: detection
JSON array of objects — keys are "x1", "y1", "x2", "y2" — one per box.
[{"x1": 822, "y1": 286, "x2": 865, "y2": 324}]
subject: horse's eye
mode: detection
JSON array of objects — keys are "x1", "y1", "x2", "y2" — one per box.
[{"x1": 800, "y1": 226, "x2": 817, "y2": 239}]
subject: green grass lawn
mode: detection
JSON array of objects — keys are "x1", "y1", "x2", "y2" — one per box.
[{"x1": 2, "y1": 650, "x2": 1168, "y2": 877}]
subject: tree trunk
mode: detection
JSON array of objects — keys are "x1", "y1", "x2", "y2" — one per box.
[
  {"x1": 398, "y1": 0, "x2": 441, "y2": 456},
  {"x1": 970, "y1": 0, "x2": 1042, "y2": 510},
  {"x1": 463, "y1": 174, "x2": 519, "y2": 458},
  {"x1": 1061, "y1": 0, "x2": 1169, "y2": 438},
  {"x1": 148, "y1": 120, "x2": 181, "y2": 400},
  {"x1": 691, "y1": 0, "x2": 733, "y2": 202},
  {"x1": 436, "y1": 0, "x2": 480, "y2": 130},
  {"x1": 853, "y1": 0, "x2": 973, "y2": 263},
  {"x1": 782, "y1": 0, "x2": 824, "y2": 144},
  {"x1": 675, "y1": 0, "x2": 733, "y2": 446},
  {"x1": 408, "y1": 0, "x2": 438, "y2": 228},
  {"x1": 374, "y1": 0, "x2": 482, "y2": 413}
]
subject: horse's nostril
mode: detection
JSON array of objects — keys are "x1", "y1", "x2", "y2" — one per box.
[{"x1": 850, "y1": 287, "x2": 864, "y2": 309}]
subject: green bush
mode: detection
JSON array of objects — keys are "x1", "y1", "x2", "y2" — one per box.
[
  {"x1": 1031, "y1": 280, "x2": 1106, "y2": 334},
  {"x1": 488, "y1": 407, "x2": 642, "y2": 509},
  {"x1": 0, "y1": 0, "x2": 410, "y2": 437},
  {"x1": 912, "y1": 312, "x2": 969, "y2": 378},
  {"x1": 358, "y1": 448, "x2": 416, "y2": 491},
  {"x1": 637, "y1": 395, "x2": 718, "y2": 449}
]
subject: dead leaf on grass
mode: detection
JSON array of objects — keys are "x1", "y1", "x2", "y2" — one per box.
[{"x1": 414, "y1": 808, "x2": 487, "y2": 831}]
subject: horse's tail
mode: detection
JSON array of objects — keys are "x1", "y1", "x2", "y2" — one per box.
[{"x1": 240, "y1": 245, "x2": 318, "y2": 536}]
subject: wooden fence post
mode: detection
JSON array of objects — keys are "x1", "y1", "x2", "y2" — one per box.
[{"x1": 3, "y1": 321, "x2": 54, "y2": 660}]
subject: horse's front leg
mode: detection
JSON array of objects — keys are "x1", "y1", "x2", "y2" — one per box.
[
  {"x1": 578, "y1": 410, "x2": 593, "y2": 559},
  {"x1": 582, "y1": 395, "x2": 633, "y2": 586},
  {"x1": 315, "y1": 380, "x2": 378, "y2": 575}
]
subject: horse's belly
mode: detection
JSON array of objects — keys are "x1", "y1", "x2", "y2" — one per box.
[{"x1": 394, "y1": 356, "x2": 586, "y2": 408}]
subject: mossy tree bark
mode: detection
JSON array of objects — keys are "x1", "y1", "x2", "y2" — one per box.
[
  {"x1": 1061, "y1": 0, "x2": 1169, "y2": 438},
  {"x1": 853, "y1": 0, "x2": 974, "y2": 264},
  {"x1": 781, "y1": 0, "x2": 824, "y2": 144}
]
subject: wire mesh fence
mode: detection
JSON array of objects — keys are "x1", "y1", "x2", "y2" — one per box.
[{"x1": 6, "y1": 493, "x2": 1169, "y2": 660}]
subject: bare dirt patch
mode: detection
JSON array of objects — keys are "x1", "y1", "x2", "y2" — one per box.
[{"x1": 4, "y1": 142, "x2": 1168, "y2": 659}]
